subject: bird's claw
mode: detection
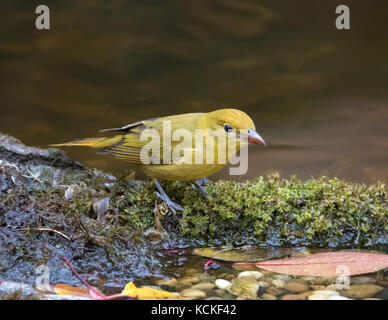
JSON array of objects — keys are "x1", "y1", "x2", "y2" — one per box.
[
  {"x1": 155, "y1": 191, "x2": 183, "y2": 215},
  {"x1": 154, "y1": 180, "x2": 184, "y2": 215},
  {"x1": 192, "y1": 178, "x2": 209, "y2": 198}
]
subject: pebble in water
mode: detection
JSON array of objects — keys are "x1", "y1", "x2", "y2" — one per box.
[
  {"x1": 191, "y1": 282, "x2": 216, "y2": 292},
  {"x1": 180, "y1": 288, "x2": 207, "y2": 299},
  {"x1": 261, "y1": 293, "x2": 277, "y2": 300},
  {"x1": 284, "y1": 281, "x2": 309, "y2": 293},
  {"x1": 178, "y1": 276, "x2": 200, "y2": 285},
  {"x1": 274, "y1": 274, "x2": 292, "y2": 281},
  {"x1": 339, "y1": 284, "x2": 383, "y2": 299},
  {"x1": 215, "y1": 279, "x2": 232, "y2": 290},
  {"x1": 272, "y1": 279, "x2": 285, "y2": 289},
  {"x1": 350, "y1": 276, "x2": 376, "y2": 285},
  {"x1": 266, "y1": 286, "x2": 284, "y2": 296},
  {"x1": 228, "y1": 277, "x2": 260, "y2": 300},
  {"x1": 308, "y1": 290, "x2": 340, "y2": 300},
  {"x1": 238, "y1": 271, "x2": 264, "y2": 279},
  {"x1": 155, "y1": 278, "x2": 178, "y2": 288},
  {"x1": 281, "y1": 294, "x2": 306, "y2": 300}
]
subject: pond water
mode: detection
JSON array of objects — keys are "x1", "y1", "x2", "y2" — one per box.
[{"x1": 0, "y1": 1, "x2": 388, "y2": 183}]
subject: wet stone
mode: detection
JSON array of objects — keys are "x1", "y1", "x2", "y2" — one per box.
[
  {"x1": 261, "y1": 293, "x2": 277, "y2": 300},
  {"x1": 191, "y1": 282, "x2": 216, "y2": 291},
  {"x1": 284, "y1": 281, "x2": 309, "y2": 293},
  {"x1": 340, "y1": 284, "x2": 383, "y2": 299},
  {"x1": 238, "y1": 271, "x2": 264, "y2": 279},
  {"x1": 266, "y1": 286, "x2": 284, "y2": 296},
  {"x1": 228, "y1": 277, "x2": 259, "y2": 300},
  {"x1": 272, "y1": 279, "x2": 285, "y2": 288},
  {"x1": 281, "y1": 294, "x2": 306, "y2": 300},
  {"x1": 215, "y1": 279, "x2": 232, "y2": 290},
  {"x1": 350, "y1": 276, "x2": 376, "y2": 285},
  {"x1": 180, "y1": 288, "x2": 207, "y2": 300},
  {"x1": 155, "y1": 278, "x2": 178, "y2": 288}
]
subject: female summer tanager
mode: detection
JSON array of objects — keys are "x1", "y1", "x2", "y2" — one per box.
[{"x1": 51, "y1": 108, "x2": 265, "y2": 213}]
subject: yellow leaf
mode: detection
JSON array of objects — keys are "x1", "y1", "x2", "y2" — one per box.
[
  {"x1": 53, "y1": 283, "x2": 91, "y2": 298},
  {"x1": 121, "y1": 281, "x2": 182, "y2": 300}
]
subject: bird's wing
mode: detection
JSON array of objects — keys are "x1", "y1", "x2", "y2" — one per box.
[
  {"x1": 99, "y1": 113, "x2": 203, "y2": 164},
  {"x1": 99, "y1": 118, "x2": 159, "y2": 133}
]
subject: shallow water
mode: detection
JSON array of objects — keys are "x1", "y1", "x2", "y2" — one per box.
[
  {"x1": 0, "y1": 1, "x2": 388, "y2": 183},
  {"x1": 101, "y1": 247, "x2": 388, "y2": 300}
]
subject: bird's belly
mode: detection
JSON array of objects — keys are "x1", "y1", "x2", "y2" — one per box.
[{"x1": 139, "y1": 163, "x2": 226, "y2": 181}]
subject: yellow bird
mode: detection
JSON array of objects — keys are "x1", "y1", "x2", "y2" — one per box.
[{"x1": 51, "y1": 108, "x2": 266, "y2": 213}]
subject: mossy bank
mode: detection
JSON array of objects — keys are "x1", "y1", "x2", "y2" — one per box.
[{"x1": 0, "y1": 133, "x2": 387, "y2": 285}]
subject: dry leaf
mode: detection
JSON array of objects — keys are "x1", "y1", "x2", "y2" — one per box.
[
  {"x1": 121, "y1": 281, "x2": 181, "y2": 300},
  {"x1": 194, "y1": 246, "x2": 307, "y2": 262},
  {"x1": 256, "y1": 252, "x2": 388, "y2": 277},
  {"x1": 53, "y1": 283, "x2": 91, "y2": 298}
]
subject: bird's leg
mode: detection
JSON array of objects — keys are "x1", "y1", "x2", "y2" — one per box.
[
  {"x1": 192, "y1": 178, "x2": 209, "y2": 198},
  {"x1": 154, "y1": 180, "x2": 184, "y2": 215}
]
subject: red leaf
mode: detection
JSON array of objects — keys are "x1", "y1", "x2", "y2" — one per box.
[{"x1": 255, "y1": 252, "x2": 388, "y2": 277}]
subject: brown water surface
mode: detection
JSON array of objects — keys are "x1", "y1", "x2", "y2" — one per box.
[{"x1": 1, "y1": 0, "x2": 387, "y2": 183}]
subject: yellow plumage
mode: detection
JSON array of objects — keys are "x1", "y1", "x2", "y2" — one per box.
[{"x1": 51, "y1": 108, "x2": 263, "y2": 181}]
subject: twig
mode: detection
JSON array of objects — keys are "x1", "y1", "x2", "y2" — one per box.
[{"x1": 20, "y1": 227, "x2": 71, "y2": 241}]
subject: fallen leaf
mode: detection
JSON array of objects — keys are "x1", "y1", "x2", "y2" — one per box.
[
  {"x1": 255, "y1": 252, "x2": 388, "y2": 277},
  {"x1": 194, "y1": 246, "x2": 308, "y2": 262},
  {"x1": 121, "y1": 281, "x2": 182, "y2": 300},
  {"x1": 53, "y1": 284, "x2": 91, "y2": 298}
]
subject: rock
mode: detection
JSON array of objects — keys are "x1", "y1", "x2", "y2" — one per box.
[
  {"x1": 328, "y1": 295, "x2": 352, "y2": 300},
  {"x1": 228, "y1": 277, "x2": 259, "y2": 300},
  {"x1": 175, "y1": 283, "x2": 191, "y2": 291},
  {"x1": 284, "y1": 281, "x2": 309, "y2": 293},
  {"x1": 376, "y1": 280, "x2": 388, "y2": 287},
  {"x1": 206, "y1": 296, "x2": 222, "y2": 300},
  {"x1": 215, "y1": 279, "x2": 232, "y2": 290},
  {"x1": 325, "y1": 284, "x2": 340, "y2": 291},
  {"x1": 191, "y1": 282, "x2": 216, "y2": 292},
  {"x1": 0, "y1": 281, "x2": 39, "y2": 296},
  {"x1": 308, "y1": 294, "x2": 329, "y2": 300},
  {"x1": 214, "y1": 289, "x2": 225, "y2": 296},
  {"x1": 261, "y1": 293, "x2": 277, "y2": 300},
  {"x1": 155, "y1": 278, "x2": 178, "y2": 288},
  {"x1": 272, "y1": 279, "x2": 285, "y2": 288},
  {"x1": 178, "y1": 276, "x2": 200, "y2": 285},
  {"x1": 374, "y1": 289, "x2": 388, "y2": 300},
  {"x1": 225, "y1": 274, "x2": 235, "y2": 281},
  {"x1": 266, "y1": 286, "x2": 284, "y2": 296},
  {"x1": 313, "y1": 290, "x2": 339, "y2": 297},
  {"x1": 305, "y1": 277, "x2": 336, "y2": 285},
  {"x1": 339, "y1": 284, "x2": 383, "y2": 299},
  {"x1": 299, "y1": 290, "x2": 314, "y2": 298},
  {"x1": 281, "y1": 294, "x2": 306, "y2": 300},
  {"x1": 222, "y1": 293, "x2": 236, "y2": 300},
  {"x1": 350, "y1": 276, "x2": 376, "y2": 285},
  {"x1": 258, "y1": 281, "x2": 270, "y2": 288},
  {"x1": 180, "y1": 289, "x2": 207, "y2": 300},
  {"x1": 310, "y1": 285, "x2": 326, "y2": 291},
  {"x1": 238, "y1": 271, "x2": 264, "y2": 279},
  {"x1": 274, "y1": 274, "x2": 292, "y2": 281}
]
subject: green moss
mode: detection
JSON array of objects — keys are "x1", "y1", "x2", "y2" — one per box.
[{"x1": 175, "y1": 175, "x2": 387, "y2": 246}]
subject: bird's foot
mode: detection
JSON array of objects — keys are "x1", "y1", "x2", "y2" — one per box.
[
  {"x1": 192, "y1": 178, "x2": 209, "y2": 198},
  {"x1": 154, "y1": 180, "x2": 184, "y2": 215}
]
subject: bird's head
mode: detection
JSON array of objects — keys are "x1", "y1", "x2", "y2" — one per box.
[{"x1": 207, "y1": 108, "x2": 266, "y2": 146}]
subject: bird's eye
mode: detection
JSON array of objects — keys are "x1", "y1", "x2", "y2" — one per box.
[{"x1": 224, "y1": 124, "x2": 232, "y2": 133}]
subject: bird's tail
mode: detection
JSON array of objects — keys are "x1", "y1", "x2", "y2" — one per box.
[{"x1": 50, "y1": 136, "x2": 122, "y2": 149}]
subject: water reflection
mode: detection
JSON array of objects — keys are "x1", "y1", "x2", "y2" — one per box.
[{"x1": 0, "y1": 0, "x2": 387, "y2": 183}]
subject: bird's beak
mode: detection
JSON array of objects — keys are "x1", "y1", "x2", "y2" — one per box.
[{"x1": 248, "y1": 128, "x2": 266, "y2": 146}]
